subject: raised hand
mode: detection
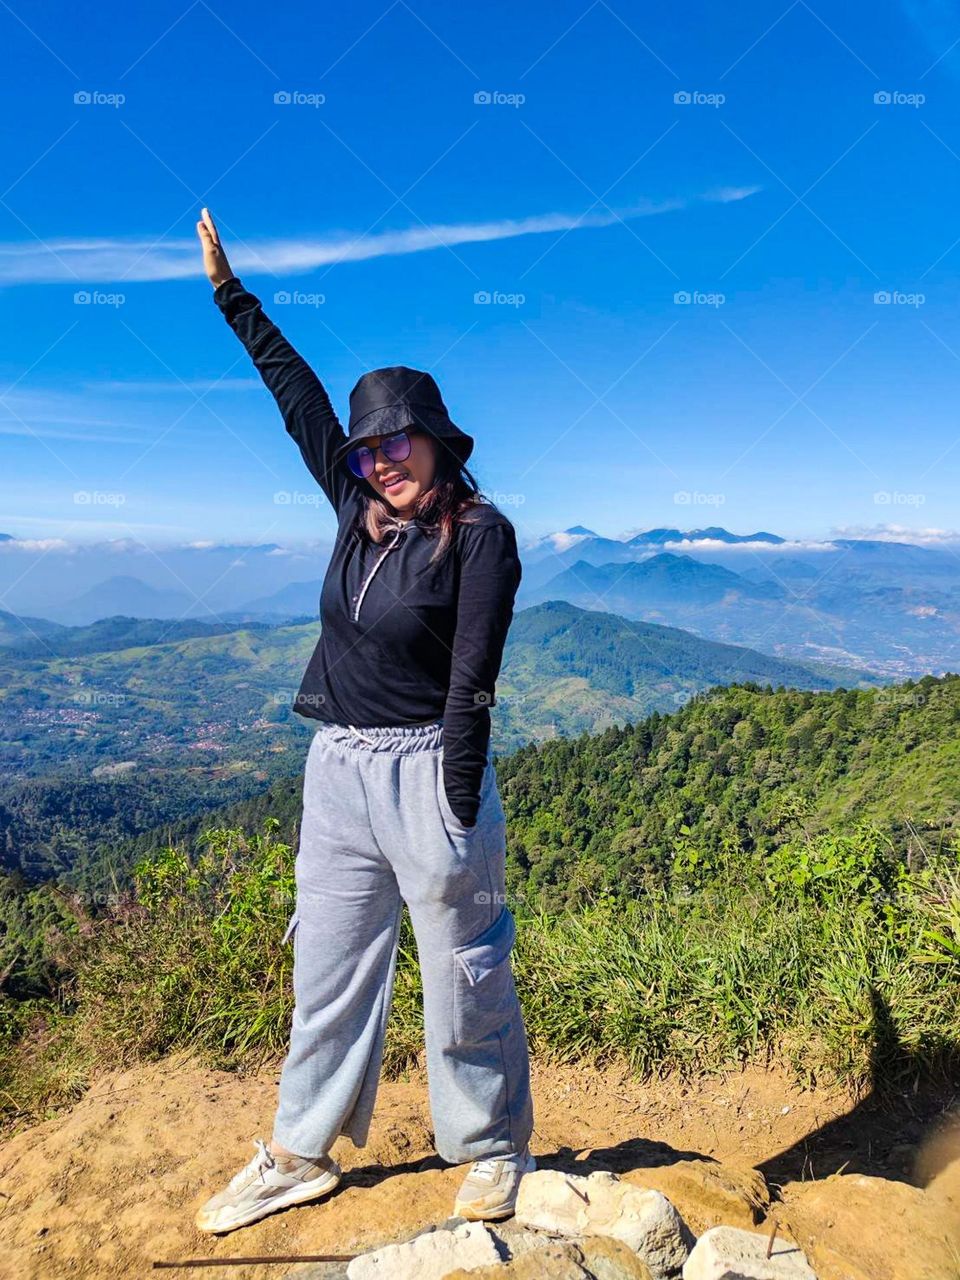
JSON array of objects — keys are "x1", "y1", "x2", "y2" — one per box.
[{"x1": 196, "y1": 206, "x2": 236, "y2": 289}]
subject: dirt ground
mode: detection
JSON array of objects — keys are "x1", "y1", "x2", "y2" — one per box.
[{"x1": 0, "y1": 1051, "x2": 957, "y2": 1279}]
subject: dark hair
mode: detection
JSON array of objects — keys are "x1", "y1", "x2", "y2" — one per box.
[{"x1": 348, "y1": 432, "x2": 501, "y2": 565}]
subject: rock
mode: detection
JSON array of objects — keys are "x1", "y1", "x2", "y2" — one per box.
[
  {"x1": 488, "y1": 1217, "x2": 567, "y2": 1262},
  {"x1": 445, "y1": 1235, "x2": 655, "y2": 1278},
  {"x1": 682, "y1": 1225, "x2": 816, "y2": 1279},
  {"x1": 579, "y1": 1235, "x2": 657, "y2": 1279},
  {"x1": 621, "y1": 1159, "x2": 770, "y2": 1234},
  {"x1": 779, "y1": 1172, "x2": 960, "y2": 1280},
  {"x1": 345, "y1": 1219, "x2": 499, "y2": 1279},
  {"x1": 444, "y1": 1241, "x2": 589, "y2": 1279},
  {"x1": 515, "y1": 1169, "x2": 691, "y2": 1278}
]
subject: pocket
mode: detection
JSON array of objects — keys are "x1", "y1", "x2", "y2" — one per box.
[
  {"x1": 437, "y1": 755, "x2": 491, "y2": 840},
  {"x1": 452, "y1": 905, "x2": 517, "y2": 1045},
  {"x1": 438, "y1": 769, "x2": 479, "y2": 838}
]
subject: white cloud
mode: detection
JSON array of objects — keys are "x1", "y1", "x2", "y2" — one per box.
[
  {"x1": 0, "y1": 525, "x2": 189, "y2": 543},
  {"x1": 0, "y1": 537, "x2": 73, "y2": 553},
  {"x1": 830, "y1": 523, "x2": 960, "y2": 546},
  {"x1": 902, "y1": 1, "x2": 960, "y2": 74},
  {"x1": 0, "y1": 389, "x2": 156, "y2": 443},
  {"x1": 89, "y1": 378, "x2": 264, "y2": 394},
  {"x1": 656, "y1": 537, "x2": 838, "y2": 553},
  {"x1": 0, "y1": 189, "x2": 762, "y2": 285},
  {"x1": 0, "y1": 388, "x2": 175, "y2": 446}
]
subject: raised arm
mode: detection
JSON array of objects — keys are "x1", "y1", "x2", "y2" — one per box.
[{"x1": 196, "y1": 207, "x2": 358, "y2": 516}]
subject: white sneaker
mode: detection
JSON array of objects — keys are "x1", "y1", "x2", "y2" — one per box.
[
  {"x1": 195, "y1": 1138, "x2": 341, "y2": 1234},
  {"x1": 453, "y1": 1146, "x2": 537, "y2": 1221}
]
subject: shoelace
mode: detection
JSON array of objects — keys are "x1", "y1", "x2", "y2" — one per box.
[
  {"x1": 469, "y1": 1152, "x2": 522, "y2": 1182},
  {"x1": 228, "y1": 1138, "x2": 276, "y2": 1191}
]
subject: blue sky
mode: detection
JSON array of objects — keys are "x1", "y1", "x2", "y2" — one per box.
[{"x1": 3, "y1": 0, "x2": 960, "y2": 551}]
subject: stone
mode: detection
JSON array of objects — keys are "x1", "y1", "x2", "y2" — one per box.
[
  {"x1": 682, "y1": 1225, "x2": 817, "y2": 1279},
  {"x1": 445, "y1": 1235, "x2": 656, "y2": 1279},
  {"x1": 579, "y1": 1235, "x2": 657, "y2": 1279},
  {"x1": 345, "y1": 1219, "x2": 499, "y2": 1279},
  {"x1": 621, "y1": 1160, "x2": 770, "y2": 1235},
  {"x1": 515, "y1": 1168, "x2": 691, "y2": 1278},
  {"x1": 488, "y1": 1217, "x2": 565, "y2": 1261},
  {"x1": 444, "y1": 1241, "x2": 589, "y2": 1279},
  {"x1": 779, "y1": 1172, "x2": 960, "y2": 1280}
]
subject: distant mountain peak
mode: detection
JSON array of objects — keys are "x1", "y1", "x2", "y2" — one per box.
[
  {"x1": 53, "y1": 575, "x2": 195, "y2": 626},
  {"x1": 527, "y1": 527, "x2": 608, "y2": 554},
  {"x1": 625, "y1": 527, "x2": 785, "y2": 546},
  {"x1": 831, "y1": 538, "x2": 933, "y2": 555},
  {"x1": 537, "y1": 551, "x2": 782, "y2": 609},
  {"x1": 187, "y1": 541, "x2": 284, "y2": 554}
]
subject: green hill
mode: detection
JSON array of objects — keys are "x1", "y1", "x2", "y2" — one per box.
[
  {"x1": 494, "y1": 599, "x2": 865, "y2": 749},
  {"x1": 76, "y1": 673, "x2": 959, "y2": 915},
  {"x1": 0, "y1": 604, "x2": 868, "y2": 883},
  {"x1": 496, "y1": 673, "x2": 960, "y2": 907}
]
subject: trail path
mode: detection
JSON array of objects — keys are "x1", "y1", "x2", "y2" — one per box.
[{"x1": 0, "y1": 1053, "x2": 957, "y2": 1279}]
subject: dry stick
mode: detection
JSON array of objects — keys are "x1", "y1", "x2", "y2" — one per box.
[
  {"x1": 564, "y1": 1178, "x2": 590, "y2": 1204},
  {"x1": 153, "y1": 1254, "x2": 359, "y2": 1269},
  {"x1": 765, "y1": 1217, "x2": 778, "y2": 1260}
]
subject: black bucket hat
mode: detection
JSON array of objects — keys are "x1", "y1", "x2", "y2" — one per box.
[{"x1": 333, "y1": 366, "x2": 474, "y2": 471}]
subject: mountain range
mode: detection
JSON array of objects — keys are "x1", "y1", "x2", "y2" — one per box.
[{"x1": 3, "y1": 525, "x2": 959, "y2": 676}]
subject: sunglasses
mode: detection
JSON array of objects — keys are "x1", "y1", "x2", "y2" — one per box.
[{"x1": 346, "y1": 430, "x2": 413, "y2": 480}]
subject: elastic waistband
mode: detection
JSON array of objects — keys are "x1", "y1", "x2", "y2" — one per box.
[{"x1": 316, "y1": 719, "x2": 445, "y2": 755}]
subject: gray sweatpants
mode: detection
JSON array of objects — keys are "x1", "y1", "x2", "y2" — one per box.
[{"x1": 271, "y1": 718, "x2": 535, "y2": 1165}]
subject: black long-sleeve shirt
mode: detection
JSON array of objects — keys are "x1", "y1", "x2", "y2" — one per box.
[{"x1": 212, "y1": 277, "x2": 521, "y2": 828}]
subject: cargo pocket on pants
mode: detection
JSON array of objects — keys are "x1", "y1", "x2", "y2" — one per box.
[{"x1": 452, "y1": 905, "x2": 516, "y2": 1046}]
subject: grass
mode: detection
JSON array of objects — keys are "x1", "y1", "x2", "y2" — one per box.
[{"x1": 1, "y1": 819, "x2": 957, "y2": 1132}]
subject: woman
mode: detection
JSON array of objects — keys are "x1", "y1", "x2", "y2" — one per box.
[{"x1": 193, "y1": 208, "x2": 535, "y2": 1235}]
